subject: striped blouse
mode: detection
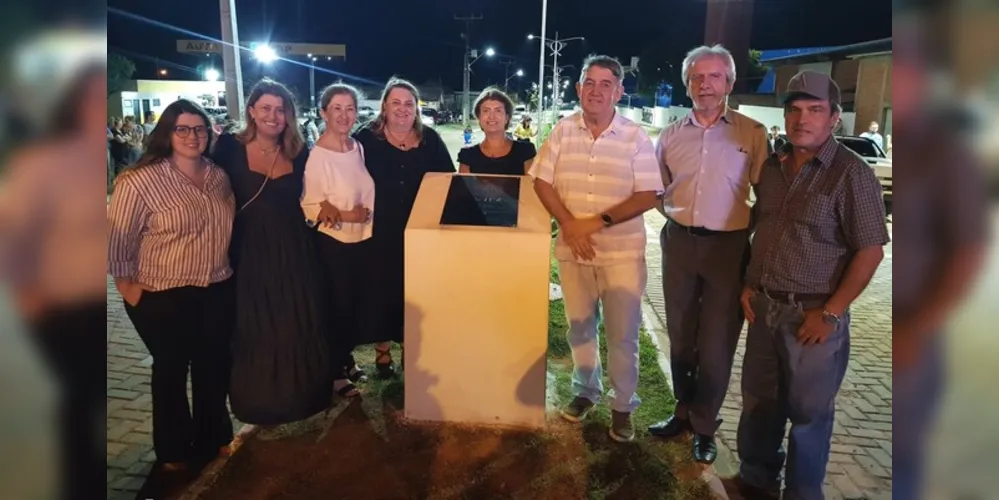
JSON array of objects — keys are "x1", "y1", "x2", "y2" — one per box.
[{"x1": 107, "y1": 159, "x2": 235, "y2": 291}]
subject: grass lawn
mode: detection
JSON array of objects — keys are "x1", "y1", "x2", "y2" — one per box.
[{"x1": 190, "y1": 251, "x2": 710, "y2": 500}]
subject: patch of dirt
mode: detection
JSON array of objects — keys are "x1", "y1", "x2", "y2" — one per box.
[{"x1": 194, "y1": 382, "x2": 708, "y2": 500}]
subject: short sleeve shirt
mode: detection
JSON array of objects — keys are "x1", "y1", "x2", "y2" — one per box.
[
  {"x1": 458, "y1": 140, "x2": 537, "y2": 176},
  {"x1": 745, "y1": 136, "x2": 890, "y2": 294},
  {"x1": 528, "y1": 112, "x2": 664, "y2": 265}
]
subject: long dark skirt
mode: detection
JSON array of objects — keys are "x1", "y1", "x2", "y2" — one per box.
[{"x1": 314, "y1": 233, "x2": 383, "y2": 353}]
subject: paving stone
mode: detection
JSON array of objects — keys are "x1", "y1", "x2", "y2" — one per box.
[{"x1": 640, "y1": 213, "x2": 894, "y2": 500}]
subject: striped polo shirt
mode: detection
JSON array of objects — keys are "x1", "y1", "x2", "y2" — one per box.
[
  {"x1": 529, "y1": 112, "x2": 664, "y2": 265},
  {"x1": 107, "y1": 159, "x2": 235, "y2": 291}
]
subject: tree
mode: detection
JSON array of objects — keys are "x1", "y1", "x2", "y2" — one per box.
[
  {"x1": 635, "y1": 41, "x2": 676, "y2": 100},
  {"x1": 107, "y1": 53, "x2": 136, "y2": 97}
]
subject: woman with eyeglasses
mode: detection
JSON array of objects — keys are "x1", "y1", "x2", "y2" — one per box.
[
  {"x1": 211, "y1": 78, "x2": 333, "y2": 426},
  {"x1": 107, "y1": 99, "x2": 236, "y2": 474}
]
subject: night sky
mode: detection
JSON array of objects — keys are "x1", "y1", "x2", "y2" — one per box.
[{"x1": 108, "y1": 0, "x2": 891, "y2": 99}]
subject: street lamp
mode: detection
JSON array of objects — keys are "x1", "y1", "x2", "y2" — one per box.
[
  {"x1": 461, "y1": 46, "x2": 495, "y2": 126},
  {"x1": 253, "y1": 44, "x2": 278, "y2": 63},
  {"x1": 158, "y1": 68, "x2": 168, "y2": 77},
  {"x1": 204, "y1": 68, "x2": 221, "y2": 81},
  {"x1": 528, "y1": 31, "x2": 584, "y2": 125},
  {"x1": 308, "y1": 56, "x2": 317, "y2": 112},
  {"x1": 504, "y1": 69, "x2": 524, "y2": 90}
]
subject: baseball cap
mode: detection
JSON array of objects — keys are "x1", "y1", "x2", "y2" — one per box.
[{"x1": 784, "y1": 70, "x2": 842, "y2": 108}]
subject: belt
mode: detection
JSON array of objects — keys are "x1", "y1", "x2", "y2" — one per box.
[
  {"x1": 756, "y1": 288, "x2": 831, "y2": 305},
  {"x1": 667, "y1": 218, "x2": 737, "y2": 237}
]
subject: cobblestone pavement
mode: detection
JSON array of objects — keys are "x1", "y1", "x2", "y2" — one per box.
[
  {"x1": 106, "y1": 278, "x2": 243, "y2": 500},
  {"x1": 106, "y1": 278, "x2": 157, "y2": 500},
  {"x1": 641, "y1": 210, "x2": 893, "y2": 500}
]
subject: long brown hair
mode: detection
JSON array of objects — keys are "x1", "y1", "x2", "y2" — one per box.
[
  {"x1": 371, "y1": 77, "x2": 423, "y2": 142},
  {"x1": 235, "y1": 78, "x2": 305, "y2": 158},
  {"x1": 131, "y1": 99, "x2": 215, "y2": 169}
]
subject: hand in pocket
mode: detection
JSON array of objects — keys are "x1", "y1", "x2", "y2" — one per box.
[{"x1": 117, "y1": 279, "x2": 152, "y2": 307}]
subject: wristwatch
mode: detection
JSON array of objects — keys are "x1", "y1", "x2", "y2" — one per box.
[
  {"x1": 600, "y1": 212, "x2": 614, "y2": 227},
  {"x1": 821, "y1": 310, "x2": 841, "y2": 325}
]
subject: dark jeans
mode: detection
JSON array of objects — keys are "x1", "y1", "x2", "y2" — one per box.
[
  {"x1": 737, "y1": 291, "x2": 851, "y2": 500},
  {"x1": 32, "y1": 300, "x2": 105, "y2": 500},
  {"x1": 123, "y1": 280, "x2": 235, "y2": 463}
]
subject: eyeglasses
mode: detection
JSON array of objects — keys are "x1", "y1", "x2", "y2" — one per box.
[{"x1": 174, "y1": 125, "x2": 209, "y2": 138}]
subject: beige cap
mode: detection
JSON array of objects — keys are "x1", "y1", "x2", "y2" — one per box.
[{"x1": 784, "y1": 70, "x2": 842, "y2": 107}]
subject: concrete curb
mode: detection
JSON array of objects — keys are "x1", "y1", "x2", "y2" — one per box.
[
  {"x1": 175, "y1": 423, "x2": 259, "y2": 500},
  {"x1": 641, "y1": 298, "x2": 734, "y2": 500}
]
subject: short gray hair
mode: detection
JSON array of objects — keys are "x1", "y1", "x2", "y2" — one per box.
[
  {"x1": 681, "y1": 44, "x2": 737, "y2": 87},
  {"x1": 579, "y1": 54, "x2": 624, "y2": 83}
]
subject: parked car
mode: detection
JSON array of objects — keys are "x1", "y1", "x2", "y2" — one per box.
[
  {"x1": 420, "y1": 108, "x2": 437, "y2": 127},
  {"x1": 836, "y1": 135, "x2": 893, "y2": 215},
  {"x1": 513, "y1": 104, "x2": 528, "y2": 122},
  {"x1": 357, "y1": 105, "x2": 377, "y2": 122},
  {"x1": 557, "y1": 103, "x2": 579, "y2": 120}
]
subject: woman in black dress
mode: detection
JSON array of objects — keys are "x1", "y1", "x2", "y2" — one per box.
[
  {"x1": 211, "y1": 78, "x2": 333, "y2": 425},
  {"x1": 458, "y1": 88, "x2": 537, "y2": 176},
  {"x1": 353, "y1": 78, "x2": 454, "y2": 378}
]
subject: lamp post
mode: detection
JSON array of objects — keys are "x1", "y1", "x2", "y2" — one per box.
[
  {"x1": 462, "y1": 46, "x2": 494, "y2": 126},
  {"x1": 219, "y1": 0, "x2": 245, "y2": 118},
  {"x1": 528, "y1": 32, "x2": 584, "y2": 126},
  {"x1": 307, "y1": 54, "x2": 317, "y2": 112},
  {"x1": 504, "y1": 69, "x2": 524, "y2": 91}
]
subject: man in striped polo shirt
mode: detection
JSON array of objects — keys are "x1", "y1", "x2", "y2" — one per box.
[{"x1": 530, "y1": 55, "x2": 664, "y2": 442}]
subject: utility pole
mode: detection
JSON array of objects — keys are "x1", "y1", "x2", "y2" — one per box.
[
  {"x1": 536, "y1": 0, "x2": 548, "y2": 138},
  {"x1": 220, "y1": 0, "x2": 244, "y2": 119},
  {"x1": 500, "y1": 60, "x2": 515, "y2": 91},
  {"x1": 455, "y1": 14, "x2": 482, "y2": 127}
]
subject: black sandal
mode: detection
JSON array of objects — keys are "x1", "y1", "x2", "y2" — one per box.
[
  {"x1": 374, "y1": 345, "x2": 396, "y2": 379},
  {"x1": 347, "y1": 365, "x2": 368, "y2": 383},
  {"x1": 334, "y1": 379, "x2": 360, "y2": 398}
]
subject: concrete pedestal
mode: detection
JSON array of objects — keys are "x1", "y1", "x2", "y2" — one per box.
[{"x1": 404, "y1": 173, "x2": 550, "y2": 428}]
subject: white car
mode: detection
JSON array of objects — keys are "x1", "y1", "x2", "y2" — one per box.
[
  {"x1": 557, "y1": 103, "x2": 579, "y2": 120},
  {"x1": 837, "y1": 136, "x2": 893, "y2": 215},
  {"x1": 513, "y1": 104, "x2": 528, "y2": 122},
  {"x1": 420, "y1": 108, "x2": 437, "y2": 128},
  {"x1": 357, "y1": 105, "x2": 377, "y2": 122}
]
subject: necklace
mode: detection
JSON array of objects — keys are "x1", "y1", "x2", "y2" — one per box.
[
  {"x1": 385, "y1": 127, "x2": 413, "y2": 150},
  {"x1": 258, "y1": 142, "x2": 280, "y2": 155}
]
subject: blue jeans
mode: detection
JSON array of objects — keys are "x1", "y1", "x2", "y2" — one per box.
[
  {"x1": 737, "y1": 291, "x2": 850, "y2": 500},
  {"x1": 557, "y1": 259, "x2": 646, "y2": 413}
]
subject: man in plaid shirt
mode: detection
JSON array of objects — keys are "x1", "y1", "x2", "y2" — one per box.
[{"x1": 733, "y1": 71, "x2": 890, "y2": 500}]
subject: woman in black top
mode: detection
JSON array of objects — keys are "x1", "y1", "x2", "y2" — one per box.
[
  {"x1": 211, "y1": 79, "x2": 334, "y2": 425},
  {"x1": 458, "y1": 88, "x2": 536, "y2": 176},
  {"x1": 353, "y1": 78, "x2": 454, "y2": 378}
]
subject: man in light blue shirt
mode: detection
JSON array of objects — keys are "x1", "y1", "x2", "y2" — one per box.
[{"x1": 859, "y1": 121, "x2": 884, "y2": 150}]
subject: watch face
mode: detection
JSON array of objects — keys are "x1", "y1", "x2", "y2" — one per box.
[{"x1": 601, "y1": 213, "x2": 613, "y2": 226}]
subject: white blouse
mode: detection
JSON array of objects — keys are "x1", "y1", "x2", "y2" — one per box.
[{"x1": 301, "y1": 142, "x2": 375, "y2": 243}]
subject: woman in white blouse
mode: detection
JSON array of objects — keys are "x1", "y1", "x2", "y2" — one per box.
[{"x1": 301, "y1": 84, "x2": 374, "y2": 396}]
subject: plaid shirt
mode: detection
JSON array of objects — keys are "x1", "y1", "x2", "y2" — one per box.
[{"x1": 745, "y1": 135, "x2": 890, "y2": 294}]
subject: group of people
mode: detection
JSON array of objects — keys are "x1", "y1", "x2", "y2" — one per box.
[
  {"x1": 530, "y1": 48, "x2": 889, "y2": 500},
  {"x1": 106, "y1": 72, "x2": 541, "y2": 478},
  {"x1": 106, "y1": 43, "x2": 896, "y2": 499}
]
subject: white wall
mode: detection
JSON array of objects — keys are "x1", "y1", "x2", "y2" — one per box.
[
  {"x1": 735, "y1": 104, "x2": 785, "y2": 131},
  {"x1": 799, "y1": 61, "x2": 833, "y2": 75},
  {"x1": 617, "y1": 106, "x2": 641, "y2": 123},
  {"x1": 733, "y1": 104, "x2": 856, "y2": 137},
  {"x1": 669, "y1": 105, "x2": 691, "y2": 122}
]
